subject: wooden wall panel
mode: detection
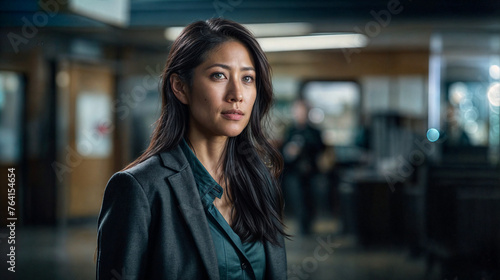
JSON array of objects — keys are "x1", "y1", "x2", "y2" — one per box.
[{"x1": 268, "y1": 50, "x2": 429, "y2": 79}]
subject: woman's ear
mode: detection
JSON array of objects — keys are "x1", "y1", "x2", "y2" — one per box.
[{"x1": 170, "y1": 74, "x2": 189, "y2": 105}]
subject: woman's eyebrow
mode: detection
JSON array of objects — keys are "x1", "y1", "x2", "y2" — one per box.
[{"x1": 204, "y1": 63, "x2": 255, "y2": 71}]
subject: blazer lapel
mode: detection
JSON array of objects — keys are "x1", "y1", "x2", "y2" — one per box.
[{"x1": 161, "y1": 147, "x2": 219, "y2": 280}]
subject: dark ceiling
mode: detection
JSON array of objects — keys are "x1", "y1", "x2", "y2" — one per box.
[
  {"x1": 1, "y1": 0, "x2": 500, "y2": 52},
  {"x1": 2, "y1": 0, "x2": 500, "y2": 27}
]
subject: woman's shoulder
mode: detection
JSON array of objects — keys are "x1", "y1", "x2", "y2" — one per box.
[
  {"x1": 124, "y1": 154, "x2": 163, "y2": 176},
  {"x1": 110, "y1": 154, "x2": 172, "y2": 187},
  {"x1": 113, "y1": 146, "x2": 187, "y2": 185}
]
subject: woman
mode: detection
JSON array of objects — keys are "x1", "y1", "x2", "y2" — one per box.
[{"x1": 96, "y1": 18, "x2": 288, "y2": 280}]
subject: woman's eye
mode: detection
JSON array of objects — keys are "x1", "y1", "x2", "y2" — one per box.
[
  {"x1": 243, "y1": 76, "x2": 254, "y2": 83},
  {"x1": 212, "y1": 73, "x2": 225, "y2": 80}
]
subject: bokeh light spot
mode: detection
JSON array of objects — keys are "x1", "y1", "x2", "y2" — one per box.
[{"x1": 427, "y1": 128, "x2": 440, "y2": 142}]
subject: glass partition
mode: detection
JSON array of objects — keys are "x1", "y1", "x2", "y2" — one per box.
[
  {"x1": 0, "y1": 71, "x2": 24, "y2": 164},
  {"x1": 428, "y1": 32, "x2": 500, "y2": 164}
]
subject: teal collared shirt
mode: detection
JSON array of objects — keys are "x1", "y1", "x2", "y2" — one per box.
[{"x1": 180, "y1": 139, "x2": 266, "y2": 280}]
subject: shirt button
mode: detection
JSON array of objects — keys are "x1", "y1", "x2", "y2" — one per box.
[{"x1": 241, "y1": 262, "x2": 248, "y2": 270}]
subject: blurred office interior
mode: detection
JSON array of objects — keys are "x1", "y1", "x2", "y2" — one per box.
[{"x1": 1, "y1": 0, "x2": 500, "y2": 279}]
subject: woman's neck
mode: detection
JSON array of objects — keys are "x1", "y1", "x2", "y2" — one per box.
[{"x1": 187, "y1": 130, "x2": 227, "y2": 181}]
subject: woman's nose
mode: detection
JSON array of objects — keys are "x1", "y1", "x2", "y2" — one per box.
[{"x1": 226, "y1": 78, "x2": 243, "y2": 102}]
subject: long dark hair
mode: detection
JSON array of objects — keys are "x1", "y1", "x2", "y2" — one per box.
[{"x1": 125, "y1": 18, "x2": 287, "y2": 245}]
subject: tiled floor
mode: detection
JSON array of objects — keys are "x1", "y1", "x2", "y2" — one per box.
[
  {"x1": 285, "y1": 235, "x2": 434, "y2": 280},
  {"x1": 1, "y1": 218, "x2": 439, "y2": 280},
  {"x1": 285, "y1": 218, "x2": 439, "y2": 280}
]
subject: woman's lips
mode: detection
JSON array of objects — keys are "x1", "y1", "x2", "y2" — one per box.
[{"x1": 221, "y1": 109, "x2": 244, "y2": 120}]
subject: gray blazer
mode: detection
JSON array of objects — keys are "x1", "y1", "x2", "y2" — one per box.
[{"x1": 96, "y1": 144, "x2": 287, "y2": 280}]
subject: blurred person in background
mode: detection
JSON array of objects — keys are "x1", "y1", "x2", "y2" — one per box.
[
  {"x1": 443, "y1": 105, "x2": 470, "y2": 147},
  {"x1": 96, "y1": 18, "x2": 288, "y2": 280},
  {"x1": 281, "y1": 99, "x2": 325, "y2": 235}
]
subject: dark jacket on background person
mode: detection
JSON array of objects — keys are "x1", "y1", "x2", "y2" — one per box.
[
  {"x1": 282, "y1": 123, "x2": 325, "y2": 175},
  {"x1": 96, "y1": 144, "x2": 287, "y2": 280}
]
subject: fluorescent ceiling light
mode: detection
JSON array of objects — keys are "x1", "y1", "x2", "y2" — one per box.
[
  {"x1": 257, "y1": 34, "x2": 368, "y2": 52},
  {"x1": 164, "y1": 25, "x2": 367, "y2": 52},
  {"x1": 164, "y1": 22, "x2": 312, "y2": 41},
  {"x1": 245, "y1": 22, "x2": 313, "y2": 37},
  {"x1": 164, "y1": 27, "x2": 184, "y2": 41}
]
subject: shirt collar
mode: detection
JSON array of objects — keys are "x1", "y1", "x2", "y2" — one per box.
[{"x1": 179, "y1": 138, "x2": 223, "y2": 206}]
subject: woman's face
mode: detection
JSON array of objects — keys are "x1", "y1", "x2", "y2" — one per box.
[{"x1": 179, "y1": 40, "x2": 257, "y2": 139}]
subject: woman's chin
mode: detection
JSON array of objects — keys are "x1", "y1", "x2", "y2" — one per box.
[
  {"x1": 224, "y1": 131, "x2": 244, "y2": 138},
  {"x1": 220, "y1": 127, "x2": 246, "y2": 138}
]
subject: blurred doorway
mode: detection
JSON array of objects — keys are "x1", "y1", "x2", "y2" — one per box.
[{"x1": 55, "y1": 61, "x2": 115, "y2": 222}]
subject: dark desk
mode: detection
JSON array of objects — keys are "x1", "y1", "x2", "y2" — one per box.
[{"x1": 339, "y1": 168, "x2": 406, "y2": 247}]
